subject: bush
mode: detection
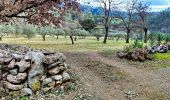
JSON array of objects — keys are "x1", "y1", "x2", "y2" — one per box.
[
  {"x1": 132, "y1": 39, "x2": 143, "y2": 49},
  {"x1": 123, "y1": 45, "x2": 133, "y2": 53}
]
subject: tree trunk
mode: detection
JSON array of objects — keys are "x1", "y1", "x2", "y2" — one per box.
[
  {"x1": 103, "y1": 27, "x2": 109, "y2": 44},
  {"x1": 42, "y1": 35, "x2": 46, "y2": 41},
  {"x1": 0, "y1": 37, "x2": 2, "y2": 41},
  {"x1": 57, "y1": 35, "x2": 59, "y2": 40},
  {"x1": 70, "y1": 36, "x2": 74, "y2": 44},
  {"x1": 74, "y1": 36, "x2": 77, "y2": 41},
  {"x1": 144, "y1": 27, "x2": 148, "y2": 43},
  {"x1": 126, "y1": 29, "x2": 130, "y2": 43},
  {"x1": 96, "y1": 37, "x2": 100, "y2": 41}
]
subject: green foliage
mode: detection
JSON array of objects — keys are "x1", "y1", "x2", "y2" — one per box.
[
  {"x1": 154, "y1": 51, "x2": 170, "y2": 61},
  {"x1": 123, "y1": 45, "x2": 133, "y2": 53},
  {"x1": 74, "y1": 29, "x2": 89, "y2": 37},
  {"x1": 132, "y1": 39, "x2": 143, "y2": 48},
  {"x1": 22, "y1": 24, "x2": 37, "y2": 39},
  {"x1": 156, "y1": 33, "x2": 164, "y2": 45},
  {"x1": 14, "y1": 24, "x2": 23, "y2": 37},
  {"x1": 149, "y1": 33, "x2": 157, "y2": 46},
  {"x1": 19, "y1": 96, "x2": 29, "y2": 100},
  {"x1": 91, "y1": 28, "x2": 104, "y2": 41},
  {"x1": 113, "y1": 33, "x2": 125, "y2": 41},
  {"x1": 38, "y1": 26, "x2": 52, "y2": 36},
  {"x1": 164, "y1": 34, "x2": 170, "y2": 44},
  {"x1": 79, "y1": 13, "x2": 96, "y2": 31},
  {"x1": 54, "y1": 28, "x2": 65, "y2": 36}
]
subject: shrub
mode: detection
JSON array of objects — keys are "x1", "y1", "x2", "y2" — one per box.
[
  {"x1": 123, "y1": 45, "x2": 133, "y2": 53},
  {"x1": 156, "y1": 33, "x2": 164, "y2": 45},
  {"x1": 132, "y1": 39, "x2": 143, "y2": 49}
]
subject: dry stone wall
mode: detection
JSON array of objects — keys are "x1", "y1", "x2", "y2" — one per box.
[{"x1": 0, "y1": 44, "x2": 70, "y2": 96}]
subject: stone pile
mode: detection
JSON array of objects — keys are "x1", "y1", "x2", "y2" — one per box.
[
  {"x1": 117, "y1": 48, "x2": 152, "y2": 62},
  {"x1": 0, "y1": 44, "x2": 70, "y2": 96},
  {"x1": 149, "y1": 45, "x2": 169, "y2": 53}
]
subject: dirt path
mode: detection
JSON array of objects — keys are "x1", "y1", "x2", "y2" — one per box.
[{"x1": 64, "y1": 52, "x2": 170, "y2": 100}]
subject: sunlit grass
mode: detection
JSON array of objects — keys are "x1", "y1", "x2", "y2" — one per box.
[
  {"x1": 154, "y1": 51, "x2": 170, "y2": 61},
  {"x1": 0, "y1": 35, "x2": 129, "y2": 52}
]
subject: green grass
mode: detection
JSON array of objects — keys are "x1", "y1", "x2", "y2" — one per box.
[
  {"x1": 154, "y1": 51, "x2": 170, "y2": 61},
  {"x1": 0, "y1": 36, "x2": 129, "y2": 52}
]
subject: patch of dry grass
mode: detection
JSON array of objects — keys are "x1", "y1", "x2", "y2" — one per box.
[{"x1": 0, "y1": 36, "x2": 128, "y2": 52}]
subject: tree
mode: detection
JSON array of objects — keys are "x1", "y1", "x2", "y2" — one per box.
[
  {"x1": 74, "y1": 29, "x2": 89, "y2": 40},
  {"x1": 53, "y1": 28, "x2": 65, "y2": 39},
  {"x1": 135, "y1": 1, "x2": 150, "y2": 43},
  {"x1": 62, "y1": 21, "x2": 80, "y2": 44},
  {"x1": 98, "y1": 0, "x2": 121, "y2": 44},
  {"x1": 79, "y1": 13, "x2": 96, "y2": 32},
  {"x1": 0, "y1": 0, "x2": 80, "y2": 30},
  {"x1": 91, "y1": 28, "x2": 105, "y2": 41},
  {"x1": 22, "y1": 24, "x2": 37, "y2": 39},
  {"x1": 38, "y1": 26, "x2": 52, "y2": 41},
  {"x1": 117, "y1": 0, "x2": 138, "y2": 43}
]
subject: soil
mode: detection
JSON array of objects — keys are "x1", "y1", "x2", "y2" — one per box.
[{"x1": 64, "y1": 52, "x2": 170, "y2": 100}]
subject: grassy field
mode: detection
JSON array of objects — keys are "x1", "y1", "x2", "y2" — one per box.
[
  {"x1": 1, "y1": 35, "x2": 170, "y2": 69},
  {"x1": 0, "y1": 36, "x2": 129, "y2": 52}
]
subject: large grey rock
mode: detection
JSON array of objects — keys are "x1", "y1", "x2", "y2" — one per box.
[
  {"x1": 7, "y1": 73, "x2": 27, "y2": 84},
  {"x1": 47, "y1": 62, "x2": 62, "y2": 69},
  {"x1": 8, "y1": 59, "x2": 15, "y2": 69},
  {"x1": 0, "y1": 53, "x2": 4, "y2": 58},
  {"x1": 43, "y1": 53, "x2": 66, "y2": 64},
  {"x1": 3, "y1": 57, "x2": 13, "y2": 65},
  {"x1": 51, "y1": 75, "x2": 62, "y2": 81},
  {"x1": 9, "y1": 68, "x2": 18, "y2": 76},
  {"x1": 0, "y1": 58, "x2": 4, "y2": 64},
  {"x1": 24, "y1": 52, "x2": 32, "y2": 62},
  {"x1": 42, "y1": 78, "x2": 53, "y2": 85},
  {"x1": 16, "y1": 59, "x2": 31, "y2": 72},
  {"x1": 28, "y1": 51, "x2": 45, "y2": 90},
  {"x1": 62, "y1": 72, "x2": 70, "y2": 81},
  {"x1": 12, "y1": 54, "x2": 23, "y2": 61},
  {"x1": 21, "y1": 88, "x2": 33, "y2": 96},
  {"x1": 48, "y1": 66, "x2": 65, "y2": 75},
  {"x1": 6, "y1": 82, "x2": 24, "y2": 91},
  {"x1": 157, "y1": 45, "x2": 168, "y2": 53}
]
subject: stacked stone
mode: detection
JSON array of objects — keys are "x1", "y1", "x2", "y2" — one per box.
[
  {"x1": 0, "y1": 45, "x2": 70, "y2": 96},
  {"x1": 0, "y1": 50, "x2": 31, "y2": 92},
  {"x1": 41, "y1": 53, "x2": 70, "y2": 90}
]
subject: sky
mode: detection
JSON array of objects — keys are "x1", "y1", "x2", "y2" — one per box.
[{"x1": 78, "y1": 0, "x2": 170, "y2": 11}]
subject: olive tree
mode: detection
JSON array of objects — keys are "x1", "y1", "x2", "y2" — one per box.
[
  {"x1": 53, "y1": 28, "x2": 65, "y2": 39},
  {"x1": 91, "y1": 28, "x2": 105, "y2": 41},
  {"x1": 22, "y1": 24, "x2": 37, "y2": 39},
  {"x1": 73, "y1": 29, "x2": 89, "y2": 40},
  {"x1": 38, "y1": 26, "x2": 53, "y2": 41}
]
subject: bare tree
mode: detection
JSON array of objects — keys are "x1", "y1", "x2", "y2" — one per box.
[
  {"x1": 135, "y1": 1, "x2": 150, "y2": 43},
  {"x1": 99, "y1": 0, "x2": 120, "y2": 44},
  {"x1": 117, "y1": 0, "x2": 138, "y2": 43}
]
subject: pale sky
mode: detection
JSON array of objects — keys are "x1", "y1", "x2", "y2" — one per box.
[{"x1": 78, "y1": 0, "x2": 170, "y2": 11}]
